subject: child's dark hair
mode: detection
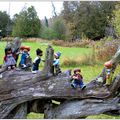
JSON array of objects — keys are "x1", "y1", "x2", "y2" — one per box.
[
  {"x1": 36, "y1": 48, "x2": 43, "y2": 56},
  {"x1": 5, "y1": 47, "x2": 12, "y2": 55}
]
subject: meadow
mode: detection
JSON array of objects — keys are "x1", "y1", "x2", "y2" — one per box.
[{"x1": 0, "y1": 41, "x2": 120, "y2": 119}]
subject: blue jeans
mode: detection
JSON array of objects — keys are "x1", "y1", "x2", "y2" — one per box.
[{"x1": 71, "y1": 79, "x2": 85, "y2": 89}]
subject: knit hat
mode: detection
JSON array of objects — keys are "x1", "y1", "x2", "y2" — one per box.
[{"x1": 54, "y1": 52, "x2": 61, "y2": 58}]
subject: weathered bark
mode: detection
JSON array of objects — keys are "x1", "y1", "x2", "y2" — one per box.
[
  {"x1": 0, "y1": 69, "x2": 120, "y2": 118},
  {"x1": 0, "y1": 45, "x2": 120, "y2": 119},
  {"x1": 44, "y1": 97, "x2": 120, "y2": 119},
  {"x1": 43, "y1": 45, "x2": 54, "y2": 75},
  {"x1": 5, "y1": 103, "x2": 27, "y2": 119}
]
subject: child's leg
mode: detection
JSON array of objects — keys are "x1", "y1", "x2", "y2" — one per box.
[
  {"x1": 32, "y1": 65, "x2": 38, "y2": 73},
  {"x1": 71, "y1": 80, "x2": 77, "y2": 89},
  {"x1": 106, "y1": 77, "x2": 112, "y2": 85},
  {"x1": 106, "y1": 73, "x2": 113, "y2": 85},
  {"x1": 0, "y1": 74, "x2": 2, "y2": 78},
  {"x1": 55, "y1": 65, "x2": 61, "y2": 75},
  {"x1": 11, "y1": 65, "x2": 15, "y2": 69},
  {"x1": 79, "y1": 80, "x2": 86, "y2": 89}
]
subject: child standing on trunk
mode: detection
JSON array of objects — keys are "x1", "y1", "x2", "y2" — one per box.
[
  {"x1": 4, "y1": 47, "x2": 16, "y2": 70},
  {"x1": 53, "y1": 52, "x2": 62, "y2": 75},
  {"x1": 32, "y1": 48, "x2": 43, "y2": 73},
  {"x1": 19, "y1": 46, "x2": 31, "y2": 69}
]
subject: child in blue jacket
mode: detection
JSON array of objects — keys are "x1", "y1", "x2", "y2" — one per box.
[
  {"x1": 53, "y1": 52, "x2": 62, "y2": 75},
  {"x1": 19, "y1": 46, "x2": 31, "y2": 69}
]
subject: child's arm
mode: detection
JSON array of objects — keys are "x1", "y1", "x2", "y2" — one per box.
[
  {"x1": 72, "y1": 76, "x2": 78, "y2": 79},
  {"x1": 53, "y1": 59, "x2": 59, "y2": 66},
  {"x1": 41, "y1": 59, "x2": 45, "y2": 62},
  {"x1": 4, "y1": 56, "x2": 6, "y2": 62}
]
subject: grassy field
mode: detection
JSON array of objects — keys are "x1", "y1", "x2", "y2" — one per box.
[{"x1": 0, "y1": 41, "x2": 120, "y2": 119}]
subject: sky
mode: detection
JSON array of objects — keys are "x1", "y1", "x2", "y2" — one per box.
[{"x1": 0, "y1": 1, "x2": 63, "y2": 20}]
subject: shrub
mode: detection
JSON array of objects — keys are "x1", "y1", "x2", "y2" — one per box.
[
  {"x1": 52, "y1": 39, "x2": 94, "y2": 48},
  {"x1": 1, "y1": 37, "x2": 14, "y2": 41},
  {"x1": 62, "y1": 54, "x2": 96, "y2": 67},
  {"x1": 96, "y1": 40, "x2": 120, "y2": 62}
]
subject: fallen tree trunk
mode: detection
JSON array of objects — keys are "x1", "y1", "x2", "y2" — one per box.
[
  {"x1": 0, "y1": 45, "x2": 120, "y2": 119},
  {"x1": 44, "y1": 97, "x2": 120, "y2": 119}
]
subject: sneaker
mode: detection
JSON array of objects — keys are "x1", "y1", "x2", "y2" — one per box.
[
  {"x1": 8, "y1": 66, "x2": 11, "y2": 70},
  {"x1": 32, "y1": 71, "x2": 37, "y2": 74},
  {"x1": 81, "y1": 85, "x2": 86, "y2": 90},
  {"x1": 0, "y1": 74, "x2": 2, "y2": 78},
  {"x1": 12, "y1": 65, "x2": 15, "y2": 69},
  {"x1": 71, "y1": 84, "x2": 76, "y2": 89},
  {"x1": 22, "y1": 64, "x2": 27, "y2": 68}
]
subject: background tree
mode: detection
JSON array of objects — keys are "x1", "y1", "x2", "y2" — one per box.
[
  {"x1": 41, "y1": 17, "x2": 66, "y2": 40},
  {"x1": 51, "y1": 0, "x2": 57, "y2": 17},
  {"x1": 112, "y1": 2, "x2": 120, "y2": 37},
  {"x1": 61, "y1": 1, "x2": 117, "y2": 40},
  {"x1": 40, "y1": 26, "x2": 55, "y2": 40},
  {"x1": 0, "y1": 11, "x2": 11, "y2": 37},
  {"x1": 12, "y1": 6, "x2": 41, "y2": 37},
  {"x1": 44, "y1": 16, "x2": 49, "y2": 27},
  {"x1": 52, "y1": 17, "x2": 66, "y2": 40}
]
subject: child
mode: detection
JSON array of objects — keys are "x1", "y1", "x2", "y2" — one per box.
[
  {"x1": 4, "y1": 47, "x2": 16, "y2": 70},
  {"x1": 32, "y1": 48, "x2": 43, "y2": 73},
  {"x1": 53, "y1": 52, "x2": 62, "y2": 75},
  {"x1": 19, "y1": 46, "x2": 31, "y2": 69},
  {"x1": 71, "y1": 68, "x2": 86, "y2": 90},
  {"x1": 104, "y1": 60, "x2": 113, "y2": 86}
]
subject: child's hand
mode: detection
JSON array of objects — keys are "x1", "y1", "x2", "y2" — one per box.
[
  {"x1": 42, "y1": 59, "x2": 45, "y2": 62},
  {"x1": 72, "y1": 76, "x2": 78, "y2": 79}
]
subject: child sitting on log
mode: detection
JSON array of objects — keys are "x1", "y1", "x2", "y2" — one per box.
[
  {"x1": 4, "y1": 47, "x2": 16, "y2": 70},
  {"x1": 32, "y1": 48, "x2": 43, "y2": 74},
  {"x1": 19, "y1": 46, "x2": 31, "y2": 69},
  {"x1": 71, "y1": 68, "x2": 86, "y2": 90},
  {"x1": 53, "y1": 52, "x2": 62, "y2": 76}
]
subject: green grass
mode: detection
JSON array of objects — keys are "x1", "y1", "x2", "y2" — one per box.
[
  {"x1": 87, "y1": 114, "x2": 120, "y2": 119},
  {"x1": 27, "y1": 112, "x2": 44, "y2": 119},
  {"x1": 0, "y1": 41, "x2": 120, "y2": 119},
  {"x1": 0, "y1": 42, "x2": 7, "y2": 64},
  {"x1": 21, "y1": 42, "x2": 92, "y2": 63},
  {"x1": 0, "y1": 41, "x2": 92, "y2": 67}
]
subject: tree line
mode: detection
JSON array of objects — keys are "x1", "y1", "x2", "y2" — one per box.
[{"x1": 0, "y1": 1, "x2": 120, "y2": 41}]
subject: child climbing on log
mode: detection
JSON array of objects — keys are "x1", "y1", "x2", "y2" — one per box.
[
  {"x1": 4, "y1": 47, "x2": 16, "y2": 70},
  {"x1": 104, "y1": 60, "x2": 114, "y2": 86},
  {"x1": 32, "y1": 48, "x2": 44, "y2": 73},
  {"x1": 19, "y1": 46, "x2": 32, "y2": 69},
  {"x1": 71, "y1": 68, "x2": 86, "y2": 90},
  {"x1": 53, "y1": 52, "x2": 62, "y2": 76}
]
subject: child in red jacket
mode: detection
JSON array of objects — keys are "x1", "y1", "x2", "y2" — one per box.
[
  {"x1": 4, "y1": 47, "x2": 16, "y2": 70},
  {"x1": 71, "y1": 68, "x2": 86, "y2": 90}
]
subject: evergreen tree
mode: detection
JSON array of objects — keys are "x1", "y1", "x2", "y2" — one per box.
[
  {"x1": 62, "y1": 1, "x2": 117, "y2": 40},
  {"x1": 0, "y1": 11, "x2": 11, "y2": 37},
  {"x1": 112, "y1": 2, "x2": 120, "y2": 37},
  {"x1": 44, "y1": 16, "x2": 49, "y2": 27},
  {"x1": 12, "y1": 6, "x2": 41, "y2": 37},
  {"x1": 52, "y1": 18, "x2": 66, "y2": 40}
]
